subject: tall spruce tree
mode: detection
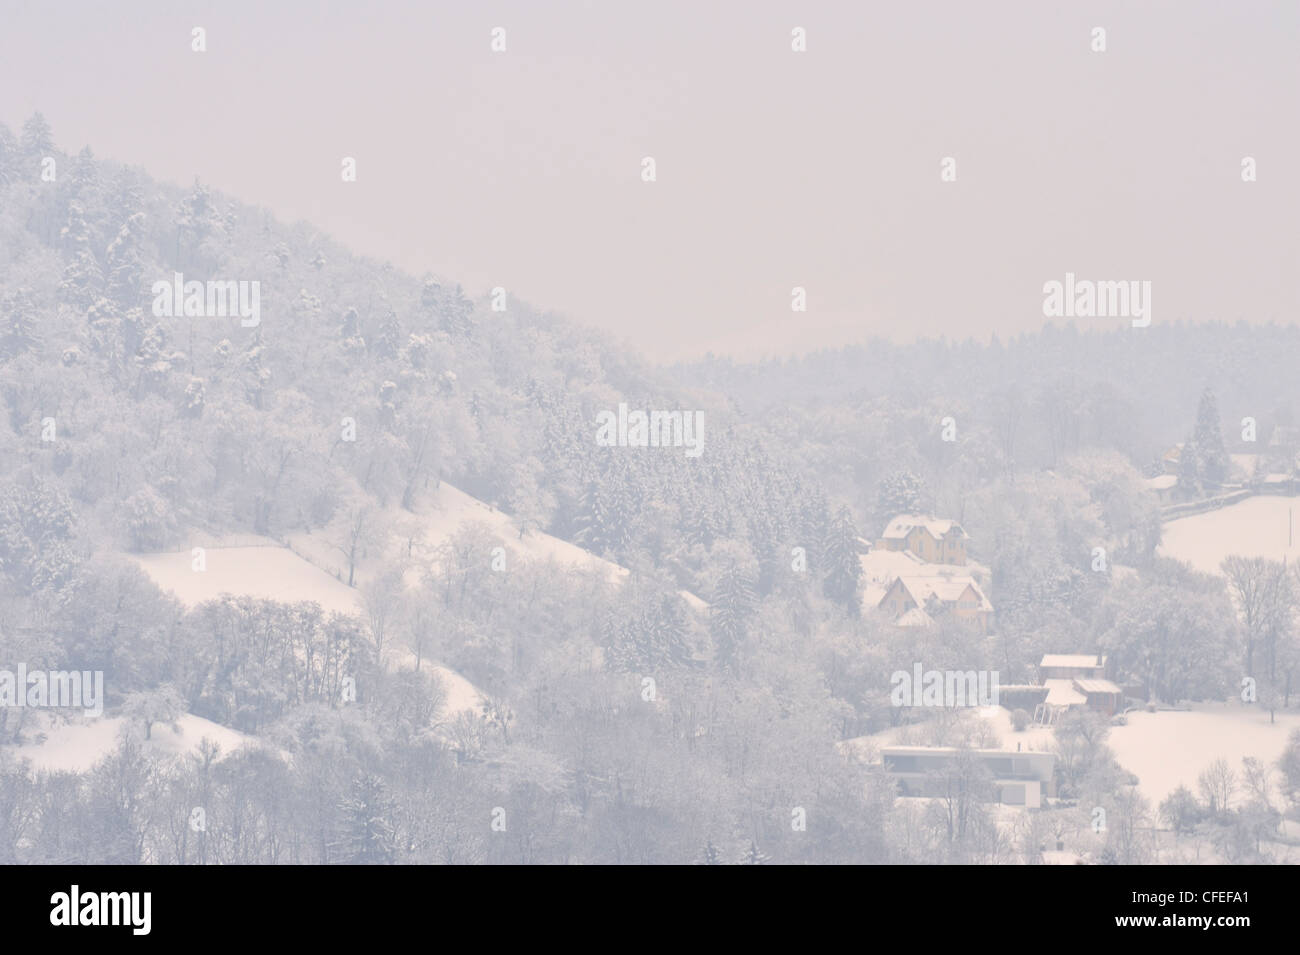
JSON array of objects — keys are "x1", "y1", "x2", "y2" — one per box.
[
  {"x1": 20, "y1": 112, "x2": 54, "y2": 157},
  {"x1": 106, "y1": 212, "x2": 147, "y2": 308},
  {"x1": 822, "y1": 505, "x2": 862, "y2": 615},
  {"x1": 60, "y1": 201, "x2": 104, "y2": 309},
  {"x1": 710, "y1": 560, "x2": 755, "y2": 669},
  {"x1": 335, "y1": 774, "x2": 397, "y2": 864},
  {"x1": 1192, "y1": 387, "x2": 1228, "y2": 486}
]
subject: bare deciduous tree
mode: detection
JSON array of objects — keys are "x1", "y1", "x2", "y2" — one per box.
[{"x1": 1198, "y1": 758, "x2": 1237, "y2": 815}]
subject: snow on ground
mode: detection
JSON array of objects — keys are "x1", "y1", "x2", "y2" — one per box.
[
  {"x1": 128, "y1": 543, "x2": 483, "y2": 718},
  {"x1": 405, "y1": 484, "x2": 711, "y2": 612},
  {"x1": 133, "y1": 541, "x2": 360, "y2": 615},
  {"x1": 286, "y1": 482, "x2": 626, "y2": 590},
  {"x1": 1159, "y1": 495, "x2": 1300, "y2": 574},
  {"x1": 1108, "y1": 704, "x2": 1300, "y2": 808},
  {"x1": 391, "y1": 647, "x2": 483, "y2": 717},
  {"x1": 841, "y1": 703, "x2": 1300, "y2": 816},
  {"x1": 976, "y1": 705, "x2": 1058, "y2": 752},
  {"x1": 839, "y1": 705, "x2": 1058, "y2": 761},
  {"x1": 11, "y1": 711, "x2": 253, "y2": 774},
  {"x1": 416, "y1": 483, "x2": 628, "y2": 584},
  {"x1": 288, "y1": 480, "x2": 707, "y2": 610},
  {"x1": 128, "y1": 480, "x2": 712, "y2": 734}
]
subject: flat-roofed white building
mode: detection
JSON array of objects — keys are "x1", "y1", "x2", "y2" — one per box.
[{"x1": 880, "y1": 745, "x2": 1056, "y2": 808}]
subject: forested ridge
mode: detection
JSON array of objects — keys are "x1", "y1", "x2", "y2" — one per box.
[{"x1": 1, "y1": 114, "x2": 1297, "y2": 865}]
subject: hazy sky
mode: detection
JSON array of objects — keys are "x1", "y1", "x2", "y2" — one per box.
[{"x1": 2, "y1": 0, "x2": 1297, "y2": 361}]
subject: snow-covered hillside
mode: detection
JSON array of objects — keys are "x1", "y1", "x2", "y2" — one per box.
[
  {"x1": 13, "y1": 711, "x2": 255, "y2": 774},
  {"x1": 111, "y1": 480, "x2": 710, "y2": 770},
  {"x1": 127, "y1": 543, "x2": 483, "y2": 717},
  {"x1": 125, "y1": 479, "x2": 709, "y2": 734},
  {"x1": 288, "y1": 480, "x2": 708, "y2": 611}
]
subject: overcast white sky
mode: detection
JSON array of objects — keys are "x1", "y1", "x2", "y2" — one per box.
[{"x1": 2, "y1": 0, "x2": 1297, "y2": 361}]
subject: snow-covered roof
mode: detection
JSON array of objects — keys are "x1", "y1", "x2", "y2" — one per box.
[
  {"x1": 882, "y1": 745, "x2": 1055, "y2": 766},
  {"x1": 892, "y1": 575, "x2": 993, "y2": 612},
  {"x1": 859, "y1": 549, "x2": 928, "y2": 602},
  {"x1": 1145, "y1": 474, "x2": 1178, "y2": 490},
  {"x1": 881, "y1": 514, "x2": 968, "y2": 541},
  {"x1": 1040, "y1": 654, "x2": 1106, "y2": 669},
  {"x1": 1073, "y1": 679, "x2": 1123, "y2": 695},
  {"x1": 895, "y1": 607, "x2": 934, "y2": 628},
  {"x1": 1043, "y1": 679, "x2": 1087, "y2": 707},
  {"x1": 861, "y1": 551, "x2": 992, "y2": 613}
]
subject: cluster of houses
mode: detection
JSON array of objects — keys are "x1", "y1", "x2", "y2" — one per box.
[
  {"x1": 861, "y1": 515, "x2": 1134, "y2": 811},
  {"x1": 1149, "y1": 428, "x2": 1300, "y2": 503},
  {"x1": 861, "y1": 515, "x2": 994, "y2": 632},
  {"x1": 998, "y1": 654, "x2": 1127, "y2": 726},
  {"x1": 875, "y1": 654, "x2": 1128, "y2": 808}
]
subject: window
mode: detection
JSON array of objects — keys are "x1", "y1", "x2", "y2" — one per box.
[{"x1": 885, "y1": 755, "x2": 922, "y2": 773}]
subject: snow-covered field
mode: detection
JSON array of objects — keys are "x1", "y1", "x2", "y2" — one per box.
[
  {"x1": 1159, "y1": 495, "x2": 1300, "y2": 574},
  {"x1": 1108, "y1": 704, "x2": 1300, "y2": 808},
  {"x1": 133, "y1": 542, "x2": 361, "y2": 614},
  {"x1": 13, "y1": 711, "x2": 253, "y2": 774},
  {"x1": 127, "y1": 542, "x2": 483, "y2": 717}
]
